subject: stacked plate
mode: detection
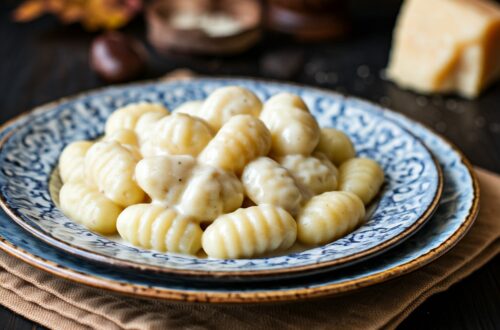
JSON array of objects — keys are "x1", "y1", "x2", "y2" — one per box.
[{"x1": 0, "y1": 79, "x2": 479, "y2": 302}]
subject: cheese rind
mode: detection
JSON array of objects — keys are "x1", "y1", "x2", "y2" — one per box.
[{"x1": 387, "y1": 0, "x2": 500, "y2": 99}]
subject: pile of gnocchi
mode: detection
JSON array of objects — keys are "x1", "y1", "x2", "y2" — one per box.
[{"x1": 58, "y1": 86, "x2": 384, "y2": 259}]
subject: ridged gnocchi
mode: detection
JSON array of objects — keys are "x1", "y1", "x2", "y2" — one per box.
[
  {"x1": 199, "y1": 86, "x2": 262, "y2": 130},
  {"x1": 59, "y1": 182, "x2": 122, "y2": 234},
  {"x1": 105, "y1": 128, "x2": 139, "y2": 147},
  {"x1": 135, "y1": 111, "x2": 168, "y2": 145},
  {"x1": 59, "y1": 141, "x2": 93, "y2": 183},
  {"x1": 260, "y1": 106, "x2": 320, "y2": 156},
  {"x1": 202, "y1": 205, "x2": 297, "y2": 259},
  {"x1": 117, "y1": 204, "x2": 202, "y2": 254},
  {"x1": 85, "y1": 141, "x2": 145, "y2": 206},
  {"x1": 297, "y1": 191, "x2": 365, "y2": 245},
  {"x1": 263, "y1": 92, "x2": 308, "y2": 112},
  {"x1": 278, "y1": 153, "x2": 338, "y2": 197},
  {"x1": 58, "y1": 89, "x2": 384, "y2": 260},
  {"x1": 338, "y1": 158, "x2": 384, "y2": 205},
  {"x1": 145, "y1": 113, "x2": 214, "y2": 157},
  {"x1": 105, "y1": 129, "x2": 142, "y2": 159},
  {"x1": 174, "y1": 100, "x2": 203, "y2": 117},
  {"x1": 241, "y1": 157, "x2": 302, "y2": 215},
  {"x1": 315, "y1": 128, "x2": 356, "y2": 166},
  {"x1": 198, "y1": 115, "x2": 271, "y2": 173},
  {"x1": 105, "y1": 102, "x2": 168, "y2": 135}
]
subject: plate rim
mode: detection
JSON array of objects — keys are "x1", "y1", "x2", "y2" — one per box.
[
  {"x1": 0, "y1": 77, "x2": 479, "y2": 302},
  {"x1": 0, "y1": 77, "x2": 444, "y2": 278}
]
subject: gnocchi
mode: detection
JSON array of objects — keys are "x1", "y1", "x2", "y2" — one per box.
[
  {"x1": 174, "y1": 100, "x2": 204, "y2": 117},
  {"x1": 135, "y1": 111, "x2": 168, "y2": 145},
  {"x1": 263, "y1": 92, "x2": 309, "y2": 112},
  {"x1": 105, "y1": 102, "x2": 168, "y2": 135},
  {"x1": 105, "y1": 129, "x2": 142, "y2": 160},
  {"x1": 202, "y1": 205, "x2": 297, "y2": 259},
  {"x1": 135, "y1": 155, "x2": 196, "y2": 204},
  {"x1": 241, "y1": 157, "x2": 302, "y2": 215},
  {"x1": 198, "y1": 114, "x2": 271, "y2": 173},
  {"x1": 59, "y1": 182, "x2": 122, "y2": 234},
  {"x1": 105, "y1": 129, "x2": 139, "y2": 147},
  {"x1": 315, "y1": 128, "x2": 356, "y2": 166},
  {"x1": 59, "y1": 141, "x2": 93, "y2": 183},
  {"x1": 297, "y1": 191, "x2": 365, "y2": 245},
  {"x1": 177, "y1": 165, "x2": 244, "y2": 222},
  {"x1": 278, "y1": 153, "x2": 338, "y2": 197},
  {"x1": 260, "y1": 106, "x2": 320, "y2": 156},
  {"x1": 136, "y1": 156, "x2": 243, "y2": 222},
  {"x1": 117, "y1": 204, "x2": 202, "y2": 254},
  {"x1": 338, "y1": 158, "x2": 384, "y2": 205},
  {"x1": 144, "y1": 113, "x2": 213, "y2": 157},
  {"x1": 198, "y1": 86, "x2": 262, "y2": 130},
  {"x1": 85, "y1": 141, "x2": 145, "y2": 206},
  {"x1": 57, "y1": 87, "x2": 384, "y2": 258}
]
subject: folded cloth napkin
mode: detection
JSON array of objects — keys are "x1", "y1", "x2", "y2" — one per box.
[
  {"x1": 0, "y1": 167, "x2": 498, "y2": 330},
  {"x1": 0, "y1": 70, "x2": 499, "y2": 329}
]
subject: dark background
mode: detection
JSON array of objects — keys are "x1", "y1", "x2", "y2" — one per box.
[{"x1": 0, "y1": 1, "x2": 499, "y2": 329}]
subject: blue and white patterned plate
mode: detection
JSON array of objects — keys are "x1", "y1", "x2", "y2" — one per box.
[
  {"x1": 0, "y1": 79, "x2": 442, "y2": 278},
  {"x1": 0, "y1": 80, "x2": 477, "y2": 302}
]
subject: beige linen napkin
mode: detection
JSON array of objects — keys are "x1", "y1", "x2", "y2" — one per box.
[{"x1": 0, "y1": 167, "x2": 498, "y2": 330}]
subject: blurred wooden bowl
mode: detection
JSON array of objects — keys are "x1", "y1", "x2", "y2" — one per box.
[
  {"x1": 146, "y1": 0, "x2": 262, "y2": 55},
  {"x1": 266, "y1": 0, "x2": 349, "y2": 41}
]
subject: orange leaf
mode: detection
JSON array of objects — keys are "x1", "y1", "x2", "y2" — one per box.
[
  {"x1": 58, "y1": 3, "x2": 85, "y2": 23},
  {"x1": 13, "y1": 0, "x2": 46, "y2": 22}
]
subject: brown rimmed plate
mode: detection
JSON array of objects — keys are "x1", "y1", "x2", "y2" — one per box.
[{"x1": 0, "y1": 93, "x2": 478, "y2": 301}]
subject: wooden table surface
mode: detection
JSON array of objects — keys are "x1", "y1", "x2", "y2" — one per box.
[{"x1": 0, "y1": 2, "x2": 499, "y2": 329}]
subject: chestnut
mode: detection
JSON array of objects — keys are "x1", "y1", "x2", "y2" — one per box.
[{"x1": 90, "y1": 32, "x2": 146, "y2": 83}]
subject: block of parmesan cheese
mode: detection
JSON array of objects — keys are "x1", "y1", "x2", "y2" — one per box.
[{"x1": 387, "y1": 0, "x2": 500, "y2": 99}]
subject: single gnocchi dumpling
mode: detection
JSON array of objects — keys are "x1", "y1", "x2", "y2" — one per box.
[
  {"x1": 174, "y1": 100, "x2": 204, "y2": 117},
  {"x1": 59, "y1": 141, "x2": 93, "y2": 183},
  {"x1": 59, "y1": 182, "x2": 122, "y2": 234},
  {"x1": 338, "y1": 158, "x2": 384, "y2": 205},
  {"x1": 241, "y1": 157, "x2": 302, "y2": 215},
  {"x1": 105, "y1": 128, "x2": 138, "y2": 147},
  {"x1": 198, "y1": 115, "x2": 271, "y2": 174},
  {"x1": 105, "y1": 102, "x2": 168, "y2": 136},
  {"x1": 104, "y1": 129, "x2": 142, "y2": 160},
  {"x1": 297, "y1": 191, "x2": 365, "y2": 246},
  {"x1": 144, "y1": 113, "x2": 214, "y2": 157},
  {"x1": 135, "y1": 155, "x2": 196, "y2": 204},
  {"x1": 277, "y1": 153, "x2": 338, "y2": 197},
  {"x1": 202, "y1": 204, "x2": 297, "y2": 259},
  {"x1": 263, "y1": 92, "x2": 309, "y2": 112},
  {"x1": 117, "y1": 204, "x2": 202, "y2": 255},
  {"x1": 135, "y1": 111, "x2": 168, "y2": 145},
  {"x1": 315, "y1": 128, "x2": 356, "y2": 166},
  {"x1": 260, "y1": 106, "x2": 320, "y2": 156},
  {"x1": 177, "y1": 165, "x2": 244, "y2": 222},
  {"x1": 85, "y1": 141, "x2": 145, "y2": 207},
  {"x1": 199, "y1": 86, "x2": 262, "y2": 130}
]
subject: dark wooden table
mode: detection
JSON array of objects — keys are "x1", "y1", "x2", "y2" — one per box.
[{"x1": 0, "y1": 3, "x2": 499, "y2": 329}]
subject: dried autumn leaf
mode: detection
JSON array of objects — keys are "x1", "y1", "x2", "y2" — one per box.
[
  {"x1": 13, "y1": 0, "x2": 143, "y2": 30},
  {"x1": 83, "y1": 0, "x2": 133, "y2": 30},
  {"x1": 13, "y1": 0, "x2": 45, "y2": 22}
]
